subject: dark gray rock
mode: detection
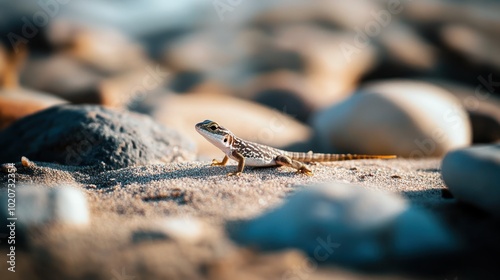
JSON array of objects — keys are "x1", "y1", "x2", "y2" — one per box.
[
  {"x1": 0, "y1": 104, "x2": 195, "y2": 169},
  {"x1": 442, "y1": 144, "x2": 500, "y2": 216}
]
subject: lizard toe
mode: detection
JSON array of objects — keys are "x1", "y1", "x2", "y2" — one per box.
[{"x1": 298, "y1": 167, "x2": 313, "y2": 176}]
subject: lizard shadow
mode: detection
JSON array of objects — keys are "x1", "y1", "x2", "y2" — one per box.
[{"x1": 95, "y1": 164, "x2": 302, "y2": 188}]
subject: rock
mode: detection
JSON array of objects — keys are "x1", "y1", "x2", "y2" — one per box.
[
  {"x1": 0, "y1": 185, "x2": 90, "y2": 228},
  {"x1": 137, "y1": 93, "x2": 311, "y2": 159},
  {"x1": 232, "y1": 182, "x2": 457, "y2": 267},
  {"x1": 48, "y1": 22, "x2": 148, "y2": 74},
  {"x1": 0, "y1": 104, "x2": 195, "y2": 169},
  {"x1": 0, "y1": 38, "x2": 67, "y2": 131},
  {"x1": 98, "y1": 66, "x2": 170, "y2": 108},
  {"x1": 158, "y1": 217, "x2": 207, "y2": 244},
  {"x1": 442, "y1": 145, "x2": 500, "y2": 217},
  {"x1": 440, "y1": 24, "x2": 500, "y2": 72},
  {"x1": 405, "y1": 1, "x2": 500, "y2": 45},
  {"x1": 377, "y1": 22, "x2": 437, "y2": 71},
  {"x1": 20, "y1": 54, "x2": 105, "y2": 104},
  {"x1": 312, "y1": 80, "x2": 472, "y2": 157},
  {"x1": 0, "y1": 88, "x2": 67, "y2": 130},
  {"x1": 272, "y1": 25, "x2": 377, "y2": 110},
  {"x1": 427, "y1": 79, "x2": 500, "y2": 143},
  {"x1": 241, "y1": 70, "x2": 314, "y2": 122},
  {"x1": 249, "y1": 0, "x2": 382, "y2": 31}
]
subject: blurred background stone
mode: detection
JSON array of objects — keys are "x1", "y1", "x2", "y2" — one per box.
[
  {"x1": 0, "y1": 88, "x2": 67, "y2": 130},
  {"x1": 20, "y1": 54, "x2": 105, "y2": 104},
  {"x1": 442, "y1": 144, "x2": 500, "y2": 217},
  {"x1": 428, "y1": 79, "x2": 500, "y2": 143},
  {"x1": 136, "y1": 92, "x2": 311, "y2": 159},
  {"x1": 312, "y1": 80, "x2": 472, "y2": 157},
  {"x1": 0, "y1": 185, "x2": 90, "y2": 229}
]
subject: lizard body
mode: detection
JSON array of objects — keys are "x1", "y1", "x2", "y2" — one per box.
[{"x1": 195, "y1": 120, "x2": 396, "y2": 176}]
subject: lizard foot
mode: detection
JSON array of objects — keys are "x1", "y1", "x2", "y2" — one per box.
[
  {"x1": 297, "y1": 167, "x2": 313, "y2": 176},
  {"x1": 227, "y1": 172, "x2": 241, "y2": 176},
  {"x1": 211, "y1": 159, "x2": 225, "y2": 166}
]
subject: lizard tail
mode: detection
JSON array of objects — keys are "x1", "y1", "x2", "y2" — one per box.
[{"x1": 287, "y1": 152, "x2": 397, "y2": 162}]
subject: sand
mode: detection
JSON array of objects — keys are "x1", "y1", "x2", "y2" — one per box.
[{"x1": 1, "y1": 158, "x2": 499, "y2": 279}]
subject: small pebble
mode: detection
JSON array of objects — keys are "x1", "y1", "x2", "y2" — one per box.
[{"x1": 0, "y1": 185, "x2": 90, "y2": 229}]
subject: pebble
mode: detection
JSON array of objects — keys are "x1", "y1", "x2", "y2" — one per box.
[
  {"x1": 0, "y1": 185, "x2": 90, "y2": 228},
  {"x1": 20, "y1": 54, "x2": 105, "y2": 104},
  {"x1": 158, "y1": 217, "x2": 207, "y2": 244},
  {"x1": 273, "y1": 25, "x2": 377, "y2": 110},
  {"x1": 233, "y1": 182, "x2": 457, "y2": 266},
  {"x1": 377, "y1": 22, "x2": 437, "y2": 71},
  {"x1": 0, "y1": 104, "x2": 196, "y2": 169},
  {"x1": 442, "y1": 144, "x2": 500, "y2": 217},
  {"x1": 0, "y1": 88, "x2": 67, "y2": 130},
  {"x1": 428, "y1": 79, "x2": 500, "y2": 143},
  {"x1": 312, "y1": 80, "x2": 472, "y2": 157},
  {"x1": 132, "y1": 217, "x2": 210, "y2": 245},
  {"x1": 440, "y1": 24, "x2": 500, "y2": 71},
  {"x1": 241, "y1": 71, "x2": 314, "y2": 123},
  {"x1": 51, "y1": 23, "x2": 148, "y2": 74}
]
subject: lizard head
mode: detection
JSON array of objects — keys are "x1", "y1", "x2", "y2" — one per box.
[{"x1": 195, "y1": 120, "x2": 233, "y2": 150}]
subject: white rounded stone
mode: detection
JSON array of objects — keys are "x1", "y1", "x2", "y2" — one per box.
[
  {"x1": 51, "y1": 186, "x2": 90, "y2": 226},
  {"x1": 312, "y1": 80, "x2": 472, "y2": 157},
  {"x1": 1, "y1": 185, "x2": 90, "y2": 228},
  {"x1": 442, "y1": 144, "x2": 500, "y2": 216}
]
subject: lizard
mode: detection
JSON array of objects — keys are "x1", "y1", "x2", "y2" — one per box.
[{"x1": 195, "y1": 120, "x2": 396, "y2": 176}]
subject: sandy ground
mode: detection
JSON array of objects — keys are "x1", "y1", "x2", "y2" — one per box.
[{"x1": 1, "y1": 159, "x2": 499, "y2": 280}]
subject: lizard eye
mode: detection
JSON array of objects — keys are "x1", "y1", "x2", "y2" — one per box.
[
  {"x1": 223, "y1": 138, "x2": 228, "y2": 143},
  {"x1": 209, "y1": 125, "x2": 218, "y2": 130}
]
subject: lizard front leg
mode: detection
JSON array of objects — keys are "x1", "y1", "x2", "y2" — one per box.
[
  {"x1": 211, "y1": 155, "x2": 229, "y2": 166},
  {"x1": 275, "y1": 155, "x2": 313, "y2": 176},
  {"x1": 228, "y1": 151, "x2": 245, "y2": 176}
]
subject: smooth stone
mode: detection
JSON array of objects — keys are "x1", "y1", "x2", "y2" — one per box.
[
  {"x1": 132, "y1": 217, "x2": 211, "y2": 245},
  {"x1": 158, "y1": 217, "x2": 207, "y2": 244},
  {"x1": 20, "y1": 54, "x2": 105, "y2": 104},
  {"x1": 48, "y1": 22, "x2": 148, "y2": 74},
  {"x1": 0, "y1": 185, "x2": 89, "y2": 228},
  {"x1": 247, "y1": 1, "x2": 382, "y2": 31},
  {"x1": 272, "y1": 25, "x2": 377, "y2": 110},
  {"x1": 98, "y1": 66, "x2": 170, "y2": 108},
  {"x1": 442, "y1": 145, "x2": 500, "y2": 216},
  {"x1": 377, "y1": 22, "x2": 437, "y2": 71},
  {"x1": 312, "y1": 80, "x2": 472, "y2": 157},
  {"x1": 0, "y1": 104, "x2": 196, "y2": 169},
  {"x1": 427, "y1": 79, "x2": 500, "y2": 143},
  {"x1": 233, "y1": 182, "x2": 457, "y2": 266},
  {"x1": 440, "y1": 24, "x2": 500, "y2": 71},
  {"x1": 241, "y1": 70, "x2": 314, "y2": 122},
  {"x1": 138, "y1": 93, "x2": 311, "y2": 159},
  {"x1": 0, "y1": 88, "x2": 67, "y2": 130}
]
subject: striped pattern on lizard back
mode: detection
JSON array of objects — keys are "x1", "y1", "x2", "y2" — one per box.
[{"x1": 231, "y1": 137, "x2": 394, "y2": 166}]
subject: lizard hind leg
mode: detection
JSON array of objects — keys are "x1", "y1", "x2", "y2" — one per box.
[{"x1": 275, "y1": 155, "x2": 313, "y2": 176}]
